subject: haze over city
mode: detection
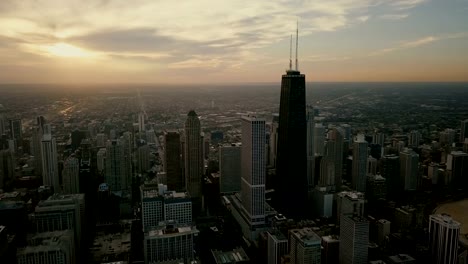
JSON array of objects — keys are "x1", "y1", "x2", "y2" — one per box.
[{"x1": 1, "y1": 0, "x2": 468, "y2": 83}]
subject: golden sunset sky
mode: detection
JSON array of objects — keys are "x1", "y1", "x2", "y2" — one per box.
[{"x1": 1, "y1": 0, "x2": 467, "y2": 83}]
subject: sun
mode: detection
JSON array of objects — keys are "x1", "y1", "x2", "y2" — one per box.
[{"x1": 44, "y1": 42, "x2": 94, "y2": 58}]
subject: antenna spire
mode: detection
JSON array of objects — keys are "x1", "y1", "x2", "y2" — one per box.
[
  {"x1": 289, "y1": 35, "x2": 292, "y2": 70},
  {"x1": 295, "y1": 20, "x2": 299, "y2": 71}
]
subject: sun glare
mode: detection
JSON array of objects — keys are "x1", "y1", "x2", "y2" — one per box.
[{"x1": 44, "y1": 43, "x2": 94, "y2": 58}]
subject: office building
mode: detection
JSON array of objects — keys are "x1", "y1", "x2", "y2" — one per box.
[
  {"x1": 446, "y1": 151, "x2": 468, "y2": 189},
  {"x1": 17, "y1": 230, "x2": 75, "y2": 264},
  {"x1": 340, "y1": 215, "x2": 369, "y2": 264},
  {"x1": 399, "y1": 148, "x2": 419, "y2": 191},
  {"x1": 376, "y1": 219, "x2": 391, "y2": 246},
  {"x1": 96, "y1": 148, "x2": 106, "y2": 174},
  {"x1": 138, "y1": 112, "x2": 146, "y2": 132},
  {"x1": 311, "y1": 186, "x2": 333, "y2": 218},
  {"x1": 96, "y1": 133, "x2": 107, "y2": 148},
  {"x1": 0, "y1": 149, "x2": 15, "y2": 190},
  {"x1": 184, "y1": 111, "x2": 203, "y2": 199},
  {"x1": 322, "y1": 235, "x2": 340, "y2": 264},
  {"x1": 144, "y1": 222, "x2": 199, "y2": 264},
  {"x1": 0, "y1": 105, "x2": 5, "y2": 136},
  {"x1": 381, "y1": 154, "x2": 400, "y2": 197},
  {"x1": 314, "y1": 124, "x2": 326, "y2": 157},
  {"x1": 387, "y1": 254, "x2": 415, "y2": 264},
  {"x1": 62, "y1": 155, "x2": 80, "y2": 194},
  {"x1": 34, "y1": 194, "x2": 84, "y2": 250},
  {"x1": 408, "y1": 130, "x2": 421, "y2": 148},
  {"x1": 164, "y1": 131, "x2": 183, "y2": 191},
  {"x1": 289, "y1": 227, "x2": 321, "y2": 264},
  {"x1": 439, "y1": 129, "x2": 455, "y2": 146},
  {"x1": 460, "y1": 119, "x2": 468, "y2": 143},
  {"x1": 32, "y1": 118, "x2": 45, "y2": 176},
  {"x1": 136, "y1": 143, "x2": 151, "y2": 173},
  {"x1": 429, "y1": 214, "x2": 460, "y2": 264},
  {"x1": 337, "y1": 191, "x2": 365, "y2": 223},
  {"x1": 306, "y1": 105, "x2": 315, "y2": 188},
  {"x1": 9, "y1": 118, "x2": 22, "y2": 141},
  {"x1": 41, "y1": 124, "x2": 60, "y2": 192},
  {"x1": 241, "y1": 116, "x2": 266, "y2": 225},
  {"x1": 366, "y1": 174, "x2": 387, "y2": 201},
  {"x1": 219, "y1": 144, "x2": 241, "y2": 194},
  {"x1": 269, "y1": 114, "x2": 279, "y2": 168},
  {"x1": 326, "y1": 127, "x2": 344, "y2": 191},
  {"x1": 352, "y1": 134, "x2": 368, "y2": 192},
  {"x1": 105, "y1": 140, "x2": 128, "y2": 192},
  {"x1": 275, "y1": 46, "x2": 309, "y2": 218},
  {"x1": 372, "y1": 133, "x2": 385, "y2": 147},
  {"x1": 267, "y1": 230, "x2": 288, "y2": 264},
  {"x1": 140, "y1": 183, "x2": 192, "y2": 231}
]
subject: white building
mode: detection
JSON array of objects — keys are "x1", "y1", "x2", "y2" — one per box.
[{"x1": 144, "y1": 222, "x2": 199, "y2": 264}]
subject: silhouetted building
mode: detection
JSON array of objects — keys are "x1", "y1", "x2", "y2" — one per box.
[
  {"x1": 184, "y1": 111, "x2": 203, "y2": 200},
  {"x1": 352, "y1": 134, "x2": 368, "y2": 192},
  {"x1": 460, "y1": 119, "x2": 468, "y2": 143},
  {"x1": 164, "y1": 131, "x2": 183, "y2": 191},
  {"x1": 219, "y1": 144, "x2": 241, "y2": 194},
  {"x1": 276, "y1": 66, "x2": 308, "y2": 218},
  {"x1": 399, "y1": 148, "x2": 418, "y2": 191},
  {"x1": 41, "y1": 124, "x2": 59, "y2": 192}
]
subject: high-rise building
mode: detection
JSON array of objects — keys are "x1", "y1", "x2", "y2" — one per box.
[
  {"x1": 8, "y1": 118, "x2": 22, "y2": 141},
  {"x1": 138, "y1": 112, "x2": 146, "y2": 133},
  {"x1": 408, "y1": 130, "x2": 421, "y2": 148},
  {"x1": 219, "y1": 144, "x2": 241, "y2": 194},
  {"x1": 241, "y1": 116, "x2": 266, "y2": 225},
  {"x1": 327, "y1": 127, "x2": 344, "y2": 191},
  {"x1": 399, "y1": 148, "x2": 419, "y2": 191},
  {"x1": 62, "y1": 155, "x2": 80, "y2": 194},
  {"x1": 136, "y1": 143, "x2": 150, "y2": 173},
  {"x1": 96, "y1": 133, "x2": 107, "y2": 148},
  {"x1": 267, "y1": 230, "x2": 288, "y2": 264},
  {"x1": 313, "y1": 124, "x2": 325, "y2": 156},
  {"x1": 381, "y1": 154, "x2": 399, "y2": 197},
  {"x1": 340, "y1": 215, "x2": 369, "y2": 264},
  {"x1": 446, "y1": 151, "x2": 468, "y2": 189},
  {"x1": 289, "y1": 227, "x2": 321, "y2": 264},
  {"x1": 372, "y1": 133, "x2": 385, "y2": 147},
  {"x1": 184, "y1": 111, "x2": 203, "y2": 200},
  {"x1": 460, "y1": 119, "x2": 468, "y2": 143},
  {"x1": 96, "y1": 148, "x2": 106, "y2": 174},
  {"x1": 105, "y1": 140, "x2": 128, "y2": 192},
  {"x1": 17, "y1": 230, "x2": 75, "y2": 264},
  {"x1": 269, "y1": 114, "x2": 280, "y2": 168},
  {"x1": 32, "y1": 117, "x2": 45, "y2": 176},
  {"x1": 140, "y1": 183, "x2": 192, "y2": 231},
  {"x1": 0, "y1": 149, "x2": 14, "y2": 190},
  {"x1": 0, "y1": 105, "x2": 5, "y2": 136},
  {"x1": 439, "y1": 129, "x2": 455, "y2": 146},
  {"x1": 144, "y1": 221, "x2": 199, "y2": 264},
  {"x1": 34, "y1": 194, "x2": 84, "y2": 250},
  {"x1": 164, "y1": 131, "x2": 183, "y2": 191},
  {"x1": 376, "y1": 219, "x2": 391, "y2": 246},
  {"x1": 322, "y1": 235, "x2": 340, "y2": 264},
  {"x1": 367, "y1": 156, "x2": 378, "y2": 176},
  {"x1": 311, "y1": 186, "x2": 333, "y2": 218},
  {"x1": 352, "y1": 134, "x2": 368, "y2": 192},
  {"x1": 337, "y1": 191, "x2": 365, "y2": 223},
  {"x1": 41, "y1": 124, "x2": 59, "y2": 192},
  {"x1": 306, "y1": 106, "x2": 315, "y2": 188},
  {"x1": 429, "y1": 214, "x2": 460, "y2": 264},
  {"x1": 275, "y1": 60, "x2": 308, "y2": 218}
]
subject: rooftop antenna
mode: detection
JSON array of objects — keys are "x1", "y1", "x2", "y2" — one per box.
[
  {"x1": 289, "y1": 35, "x2": 293, "y2": 70},
  {"x1": 295, "y1": 20, "x2": 299, "y2": 71}
]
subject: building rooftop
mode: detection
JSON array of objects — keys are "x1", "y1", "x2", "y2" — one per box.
[
  {"x1": 290, "y1": 228, "x2": 321, "y2": 246},
  {"x1": 388, "y1": 254, "x2": 415, "y2": 263},
  {"x1": 146, "y1": 222, "x2": 198, "y2": 238},
  {"x1": 322, "y1": 235, "x2": 339, "y2": 243},
  {"x1": 211, "y1": 247, "x2": 249, "y2": 264}
]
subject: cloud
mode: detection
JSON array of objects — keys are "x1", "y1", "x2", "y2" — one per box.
[
  {"x1": 369, "y1": 33, "x2": 468, "y2": 56},
  {"x1": 379, "y1": 13, "x2": 410, "y2": 20},
  {"x1": 390, "y1": 0, "x2": 427, "y2": 10}
]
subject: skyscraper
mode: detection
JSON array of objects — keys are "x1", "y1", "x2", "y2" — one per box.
[
  {"x1": 105, "y1": 140, "x2": 128, "y2": 192},
  {"x1": 241, "y1": 116, "x2": 266, "y2": 225},
  {"x1": 41, "y1": 124, "x2": 59, "y2": 192},
  {"x1": 164, "y1": 131, "x2": 183, "y2": 191},
  {"x1": 138, "y1": 111, "x2": 145, "y2": 133},
  {"x1": 460, "y1": 119, "x2": 468, "y2": 143},
  {"x1": 339, "y1": 215, "x2": 369, "y2": 264},
  {"x1": 399, "y1": 148, "x2": 419, "y2": 191},
  {"x1": 429, "y1": 214, "x2": 460, "y2": 264},
  {"x1": 219, "y1": 144, "x2": 241, "y2": 194},
  {"x1": 352, "y1": 134, "x2": 368, "y2": 192},
  {"x1": 269, "y1": 114, "x2": 279, "y2": 168},
  {"x1": 289, "y1": 227, "x2": 322, "y2": 264},
  {"x1": 275, "y1": 38, "x2": 308, "y2": 217},
  {"x1": 62, "y1": 155, "x2": 80, "y2": 194},
  {"x1": 184, "y1": 111, "x2": 203, "y2": 200},
  {"x1": 0, "y1": 105, "x2": 6, "y2": 136},
  {"x1": 8, "y1": 118, "x2": 22, "y2": 141},
  {"x1": 267, "y1": 230, "x2": 288, "y2": 264},
  {"x1": 446, "y1": 151, "x2": 468, "y2": 189},
  {"x1": 328, "y1": 127, "x2": 344, "y2": 191},
  {"x1": 313, "y1": 124, "x2": 325, "y2": 156}
]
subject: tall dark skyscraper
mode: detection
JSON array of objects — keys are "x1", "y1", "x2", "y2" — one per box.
[
  {"x1": 184, "y1": 111, "x2": 203, "y2": 200},
  {"x1": 164, "y1": 131, "x2": 184, "y2": 191},
  {"x1": 275, "y1": 28, "x2": 308, "y2": 218}
]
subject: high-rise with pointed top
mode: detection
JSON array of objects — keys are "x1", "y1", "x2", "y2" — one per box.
[{"x1": 275, "y1": 25, "x2": 308, "y2": 218}]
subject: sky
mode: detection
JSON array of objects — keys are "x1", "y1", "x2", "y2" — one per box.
[{"x1": 0, "y1": 0, "x2": 467, "y2": 84}]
